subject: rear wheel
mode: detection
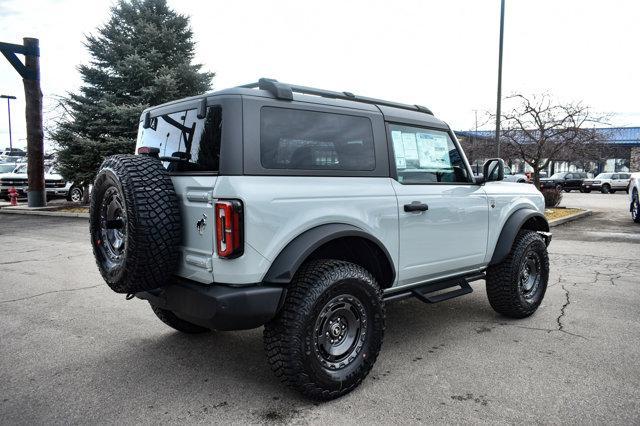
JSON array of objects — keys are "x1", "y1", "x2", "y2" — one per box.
[
  {"x1": 264, "y1": 260, "x2": 384, "y2": 400},
  {"x1": 150, "y1": 304, "x2": 210, "y2": 334},
  {"x1": 486, "y1": 230, "x2": 549, "y2": 318}
]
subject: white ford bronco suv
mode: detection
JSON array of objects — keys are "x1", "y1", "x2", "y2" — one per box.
[{"x1": 90, "y1": 78, "x2": 551, "y2": 400}]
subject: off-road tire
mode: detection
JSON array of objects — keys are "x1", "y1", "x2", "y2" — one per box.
[
  {"x1": 264, "y1": 259, "x2": 385, "y2": 400},
  {"x1": 90, "y1": 154, "x2": 181, "y2": 294},
  {"x1": 150, "y1": 304, "x2": 210, "y2": 334},
  {"x1": 632, "y1": 190, "x2": 640, "y2": 223},
  {"x1": 486, "y1": 230, "x2": 549, "y2": 318}
]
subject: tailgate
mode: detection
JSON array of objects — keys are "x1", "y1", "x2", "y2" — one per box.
[{"x1": 171, "y1": 175, "x2": 218, "y2": 283}]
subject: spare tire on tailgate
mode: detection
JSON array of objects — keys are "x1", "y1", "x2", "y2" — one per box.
[{"x1": 90, "y1": 154, "x2": 181, "y2": 294}]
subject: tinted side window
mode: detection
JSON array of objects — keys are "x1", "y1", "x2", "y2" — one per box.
[
  {"x1": 137, "y1": 106, "x2": 222, "y2": 173},
  {"x1": 389, "y1": 124, "x2": 471, "y2": 184},
  {"x1": 260, "y1": 107, "x2": 375, "y2": 171}
]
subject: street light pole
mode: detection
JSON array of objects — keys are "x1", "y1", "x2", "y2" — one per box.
[
  {"x1": 0, "y1": 94, "x2": 16, "y2": 151},
  {"x1": 495, "y1": 0, "x2": 505, "y2": 157}
]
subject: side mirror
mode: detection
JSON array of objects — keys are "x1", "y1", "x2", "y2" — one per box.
[{"x1": 483, "y1": 158, "x2": 505, "y2": 182}]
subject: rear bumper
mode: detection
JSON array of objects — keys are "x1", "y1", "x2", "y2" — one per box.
[{"x1": 136, "y1": 280, "x2": 285, "y2": 331}]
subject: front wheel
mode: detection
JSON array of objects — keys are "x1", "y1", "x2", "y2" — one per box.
[
  {"x1": 67, "y1": 185, "x2": 83, "y2": 203},
  {"x1": 601, "y1": 184, "x2": 611, "y2": 194},
  {"x1": 264, "y1": 260, "x2": 385, "y2": 400},
  {"x1": 486, "y1": 230, "x2": 549, "y2": 318}
]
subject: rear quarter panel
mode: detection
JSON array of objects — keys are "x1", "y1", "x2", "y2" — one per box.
[{"x1": 212, "y1": 176, "x2": 399, "y2": 285}]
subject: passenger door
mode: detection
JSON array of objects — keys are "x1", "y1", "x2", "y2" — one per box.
[
  {"x1": 615, "y1": 173, "x2": 629, "y2": 189},
  {"x1": 388, "y1": 124, "x2": 489, "y2": 286}
]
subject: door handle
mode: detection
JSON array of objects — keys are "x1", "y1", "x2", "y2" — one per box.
[{"x1": 404, "y1": 201, "x2": 429, "y2": 212}]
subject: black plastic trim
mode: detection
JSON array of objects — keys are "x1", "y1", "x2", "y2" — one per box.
[
  {"x1": 263, "y1": 223, "x2": 396, "y2": 285},
  {"x1": 384, "y1": 272, "x2": 484, "y2": 303},
  {"x1": 489, "y1": 209, "x2": 550, "y2": 265},
  {"x1": 136, "y1": 280, "x2": 285, "y2": 331}
]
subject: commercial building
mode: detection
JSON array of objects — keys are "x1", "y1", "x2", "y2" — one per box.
[{"x1": 456, "y1": 127, "x2": 640, "y2": 175}]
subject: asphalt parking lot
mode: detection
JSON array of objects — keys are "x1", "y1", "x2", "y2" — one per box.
[{"x1": 1, "y1": 192, "x2": 639, "y2": 424}]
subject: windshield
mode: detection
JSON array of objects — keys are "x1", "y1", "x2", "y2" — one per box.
[
  {"x1": 0, "y1": 164, "x2": 16, "y2": 173},
  {"x1": 595, "y1": 173, "x2": 612, "y2": 179},
  {"x1": 549, "y1": 172, "x2": 566, "y2": 179}
]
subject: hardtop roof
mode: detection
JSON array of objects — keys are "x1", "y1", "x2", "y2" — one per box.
[{"x1": 142, "y1": 80, "x2": 449, "y2": 130}]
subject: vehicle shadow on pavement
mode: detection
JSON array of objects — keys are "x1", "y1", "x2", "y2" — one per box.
[{"x1": 85, "y1": 292, "x2": 501, "y2": 408}]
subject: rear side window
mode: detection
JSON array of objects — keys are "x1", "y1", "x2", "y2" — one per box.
[
  {"x1": 260, "y1": 107, "x2": 375, "y2": 171},
  {"x1": 137, "y1": 105, "x2": 222, "y2": 173}
]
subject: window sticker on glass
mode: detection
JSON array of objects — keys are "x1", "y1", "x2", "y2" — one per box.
[
  {"x1": 401, "y1": 132, "x2": 419, "y2": 161},
  {"x1": 416, "y1": 133, "x2": 451, "y2": 169},
  {"x1": 391, "y1": 130, "x2": 406, "y2": 169}
]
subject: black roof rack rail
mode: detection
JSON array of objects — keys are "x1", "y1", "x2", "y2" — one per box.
[{"x1": 238, "y1": 78, "x2": 433, "y2": 116}]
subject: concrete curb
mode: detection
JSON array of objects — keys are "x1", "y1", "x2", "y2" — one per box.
[
  {"x1": 0, "y1": 208, "x2": 89, "y2": 219},
  {"x1": 548, "y1": 209, "x2": 592, "y2": 227}
]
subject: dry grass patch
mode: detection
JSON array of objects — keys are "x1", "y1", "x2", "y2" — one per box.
[{"x1": 544, "y1": 207, "x2": 584, "y2": 221}]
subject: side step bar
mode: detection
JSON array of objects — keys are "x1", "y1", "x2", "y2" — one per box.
[{"x1": 384, "y1": 273, "x2": 485, "y2": 304}]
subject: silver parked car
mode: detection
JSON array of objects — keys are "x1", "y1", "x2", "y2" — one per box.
[{"x1": 582, "y1": 172, "x2": 631, "y2": 193}]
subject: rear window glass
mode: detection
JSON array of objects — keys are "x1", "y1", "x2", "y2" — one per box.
[
  {"x1": 260, "y1": 107, "x2": 375, "y2": 171},
  {"x1": 137, "y1": 105, "x2": 222, "y2": 173}
]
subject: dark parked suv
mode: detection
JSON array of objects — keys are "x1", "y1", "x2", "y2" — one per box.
[{"x1": 540, "y1": 172, "x2": 588, "y2": 192}]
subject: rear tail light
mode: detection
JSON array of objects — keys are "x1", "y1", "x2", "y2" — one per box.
[
  {"x1": 137, "y1": 146, "x2": 160, "y2": 157},
  {"x1": 215, "y1": 200, "x2": 244, "y2": 258}
]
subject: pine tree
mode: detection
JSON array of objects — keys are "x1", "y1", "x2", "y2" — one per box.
[{"x1": 52, "y1": 0, "x2": 213, "y2": 196}]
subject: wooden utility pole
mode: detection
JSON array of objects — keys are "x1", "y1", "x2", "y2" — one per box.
[{"x1": 0, "y1": 37, "x2": 45, "y2": 207}]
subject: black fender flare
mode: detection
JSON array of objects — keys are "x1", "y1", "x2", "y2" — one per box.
[
  {"x1": 262, "y1": 223, "x2": 395, "y2": 285},
  {"x1": 489, "y1": 209, "x2": 550, "y2": 265}
]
